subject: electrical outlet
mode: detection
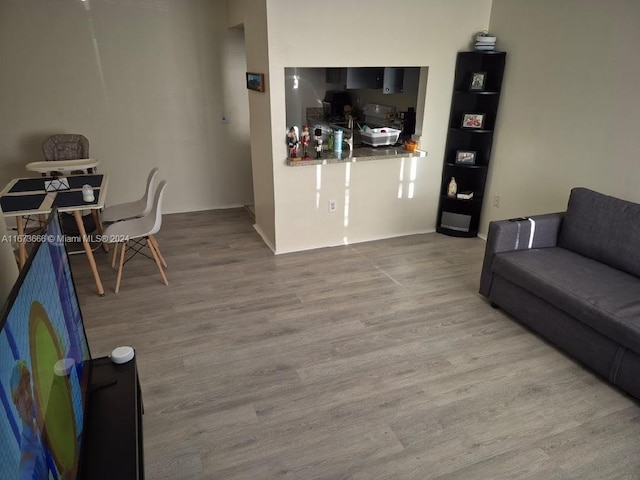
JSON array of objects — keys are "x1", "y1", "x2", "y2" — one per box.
[
  {"x1": 493, "y1": 194, "x2": 501, "y2": 208},
  {"x1": 328, "y1": 200, "x2": 337, "y2": 213},
  {"x1": 220, "y1": 113, "x2": 231, "y2": 123}
]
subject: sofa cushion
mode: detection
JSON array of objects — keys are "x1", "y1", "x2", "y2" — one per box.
[
  {"x1": 492, "y1": 247, "x2": 640, "y2": 355},
  {"x1": 558, "y1": 187, "x2": 640, "y2": 279}
]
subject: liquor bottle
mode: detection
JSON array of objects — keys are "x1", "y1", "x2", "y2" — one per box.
[{"x1": 447, "y1": 177, "x2": 457, "y2": 197}]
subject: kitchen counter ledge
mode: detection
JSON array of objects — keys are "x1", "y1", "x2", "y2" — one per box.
[{"x1": 286, "y1": 146, "x2": 427, "y2": 166}]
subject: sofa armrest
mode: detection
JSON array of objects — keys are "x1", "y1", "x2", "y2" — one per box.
[{"x1": 479, "y1": 212, "x2": 564, "y2": 297}]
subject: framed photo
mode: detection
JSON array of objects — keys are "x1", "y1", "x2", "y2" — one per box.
[
  {"x1": 469, "y1": 71, "x2": 487, "y2": 91},
  {"x1": 455, "y1": 150, "x2": 477, "y2": 165},
  {"x1": 461, "y1": 113, "x2": 485, "y2": 129},
  {"x1": 246, "y1": 72, "x2": 265, "y2": 92}
]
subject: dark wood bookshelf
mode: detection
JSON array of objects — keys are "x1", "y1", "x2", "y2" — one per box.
[{"x1": 437, "y1": 51, "x2": 506, "y2": 237}]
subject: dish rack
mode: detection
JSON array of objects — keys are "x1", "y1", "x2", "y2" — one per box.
[{"x1": 360, "y1": 127, "x2": 402, "y2": 147}]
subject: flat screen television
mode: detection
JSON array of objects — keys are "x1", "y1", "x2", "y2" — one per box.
[{"x1": 0, "y1": 208, "x2": 91, "y2": 479}]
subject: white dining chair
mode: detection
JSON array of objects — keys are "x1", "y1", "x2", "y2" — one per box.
[
  {"x1": 102, "y1": 180, "x2": 168, "y2": 293},
  {"x1": 101, "y1": 167, "x2": 160, "y2": 223}
]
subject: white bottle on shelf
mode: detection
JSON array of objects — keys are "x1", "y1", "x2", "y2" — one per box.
[{"x1": 447, "y1": 177, "x2": 457, "y2": 197}]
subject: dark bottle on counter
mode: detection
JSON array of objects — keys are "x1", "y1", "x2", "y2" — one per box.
[{"x1": 402, "y1": 107, "x2": 416, "y2": 138}]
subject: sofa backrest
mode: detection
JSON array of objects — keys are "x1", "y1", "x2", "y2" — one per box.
[{"x1": 559, "y1": 187, "x2": 640, "y2": 278}]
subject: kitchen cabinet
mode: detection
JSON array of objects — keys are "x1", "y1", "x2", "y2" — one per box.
[
  {"x1": 346, "y1": 67, "x2": 384, "y2": 89},
  {"x1": 402, "y1": 67, "x2": 420, "y2": 95},
  {"x1": 436, "y1": 51, "x2": 506, "y2": 238},
  {"x1": 325, "y1": 68, "x2": 381, "y2": 88},
  {"x1": 326, "y1": 67, "x2": 410, "y2": 92},
  {"x1": 326, "y1": 67, "x2": 347, "y2": 85},
  {"x1": 382, "y1": 67, "x2": 404, "y2": 94}
]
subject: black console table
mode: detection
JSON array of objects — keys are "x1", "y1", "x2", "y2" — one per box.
[{"x1": 81, "y1": 356, "x2": 144, "y2": 479}]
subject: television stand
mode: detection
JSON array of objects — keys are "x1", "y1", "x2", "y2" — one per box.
[{"x1": 81, "y1": 356, "x2": 144, "y2": 479}]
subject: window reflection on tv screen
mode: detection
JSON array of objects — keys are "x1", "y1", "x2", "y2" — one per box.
[{"x1": 0, "y1": 211, "x2": 90, "y2": 479}]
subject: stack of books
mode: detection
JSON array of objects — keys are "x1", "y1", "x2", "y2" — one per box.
[
  {"x1": 457, "y1": 191, "x2": 474, "y2": 200},
  {"x1": 474, "y1": 32, "x2": 496, "y2": 52}
]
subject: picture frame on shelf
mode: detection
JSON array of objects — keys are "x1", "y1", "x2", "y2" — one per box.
[
  {"x1": 455, "y1": 150, "x2": 477, "y2": 165},
  {"x1": 461, "y1": 113, "x2": 485, "y2": 129},
  {"x1": 246, "y1": 72, "x2": 265, "y2": 92},
  {"x1": 469, "y1": 72, "x2": 487, "y2": 91}
]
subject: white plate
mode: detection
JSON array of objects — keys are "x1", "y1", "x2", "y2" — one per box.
[
  {"x1": 476, "y1": 34, "x2": 496, "y2": 42},
  {"x1": 474, "y1": 45, "x2": 496, "y2": 51}
]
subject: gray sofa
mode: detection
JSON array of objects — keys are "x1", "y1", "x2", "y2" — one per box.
[{"x1": 480, "y1": 187, "x2": 640, "y2": 400}]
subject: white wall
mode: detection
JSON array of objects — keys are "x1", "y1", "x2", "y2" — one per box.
[
  {"x1": 235, "y1": 0, "x2": 276, "y2": 249},
  {"x1": 482, "y1": 0, "x2": 640, "y2": 234},
  {"x1": 265, "y1": 0, "x2": 492, "y2": 253},
  {"x1": 0, "y1": 0, "x2": 253, "y2": 214},
  {"x1": 13, "y1": 0, "x2": 633, "y2": 253}
]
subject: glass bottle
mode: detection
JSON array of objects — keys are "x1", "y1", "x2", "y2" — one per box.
[{"x1": 447, "y1": 177, "x2": 457, "y2": 197}]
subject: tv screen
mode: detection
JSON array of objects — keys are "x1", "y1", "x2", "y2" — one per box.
[{"x1": 0, "y1": 209, "x2": 91, "y2": 479}]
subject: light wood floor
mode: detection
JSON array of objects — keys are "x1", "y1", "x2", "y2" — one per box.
[{"x1": 70, "y1": 208, "x2": 640, "y2": 480}]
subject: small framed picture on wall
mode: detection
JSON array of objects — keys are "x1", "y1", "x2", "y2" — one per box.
[
  {"x1": 455, "y1": 150, "x2": 477, "y2": 165},
  {"x1": 246, "y1": 72, "x2": 265, "y2": 92},
  {"x1": 469, "y1": 72, "x2": 487, "y2": 91}
]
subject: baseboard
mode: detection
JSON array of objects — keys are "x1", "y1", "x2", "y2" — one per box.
[
  {"x1": 164, "y1": 204, "x2": 248, "y2": 215},
  {"x1": 273, "y1": 228, "x2": 437, "y2": 255},
  {"x1": 253, "y1": 224, "x2": 275, "y2": 253}
]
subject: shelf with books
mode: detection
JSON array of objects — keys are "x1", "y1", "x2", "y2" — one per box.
[
  {"x1": 454, "y1": 90, "x2": 500, "y2": 96},
  {"x1": 449, "y1": 128, "x2": 493, "y2": 134},
  {"x1": 445, "y1": 163, "x2": 487, "y2": 169},
  {"x1": 441, "y1": 195, "x2": 482, "y2": 203}
]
